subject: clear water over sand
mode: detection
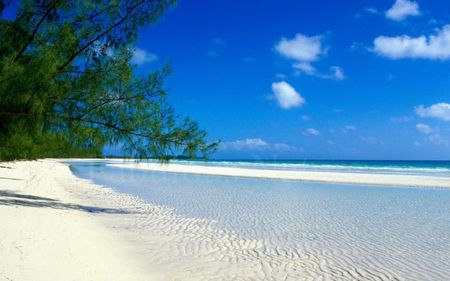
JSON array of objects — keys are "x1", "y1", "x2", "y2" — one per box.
[{"x1": 71, "y1": 161, "x2": 450, "y2": 280}]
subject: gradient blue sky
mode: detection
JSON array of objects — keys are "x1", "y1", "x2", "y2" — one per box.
[
  {"x1": 5, "y1": 0, "x2": 450, "y2": 160},
  {"x1": 133, "y1": 0, "x2": 450, "y2": 160}
]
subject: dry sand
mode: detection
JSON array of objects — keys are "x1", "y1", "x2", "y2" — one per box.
[
  {"x1": 110, "y1": 162, "x2": 450, "y2": 189},
  {"x1": 0, "y1": 160, "x2": 160, "y2": 281}
]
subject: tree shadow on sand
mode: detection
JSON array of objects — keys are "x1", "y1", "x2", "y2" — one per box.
[
  {"x1": 0, "y1": 190, "x2": 134, "y2": 214},
  {"x1": 0, "y1": 176, "x2": 23, "y2": 181}
]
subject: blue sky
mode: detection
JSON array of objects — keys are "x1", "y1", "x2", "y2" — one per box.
[
  {"x1": 5, "y1": 0, "x2": 450, "y2": 160},
  {"x1": 131, "y1": 0, "x2": 450, "y2": 160}
]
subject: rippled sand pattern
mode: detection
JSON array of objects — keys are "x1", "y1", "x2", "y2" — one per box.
[{"x1": 70, "y1": 162, "x2": 450, "y2": 281}]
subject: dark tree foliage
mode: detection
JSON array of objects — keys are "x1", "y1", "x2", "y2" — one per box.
[{"x1": 0, "y1": 0, "x2": 217, "y2": 161}]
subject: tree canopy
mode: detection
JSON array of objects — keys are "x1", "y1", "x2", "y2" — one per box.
[{"x1": 0, "y1": 0, "x2": 217, "y2": 161}]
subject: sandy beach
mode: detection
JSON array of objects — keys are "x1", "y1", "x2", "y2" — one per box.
[
  {"x1": 2, "y1": 160, "x2": 450, "y2": 281},
  {"x1": 111, "y1": 162, "x2": 450, "y2": 189},
  {"x1": 0, "y1": 160, "x2": 301, "y2": 281},
  {"x1": 0, "y1": 160, "x2": 161, "y2": 281}
]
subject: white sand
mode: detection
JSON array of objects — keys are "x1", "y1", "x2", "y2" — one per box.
[
  {"x1": 0, "y1": 160, "x2": 160, "y2": 281},
  {"x1": 2, "y1": 160, "x2": 448, "y2": 281},
  {"x1": 1, "y1": 160, "x2": 311, "y2": 280},
  {"x1": 110, "y1": 162, "x2": 450, "y2": 189}
]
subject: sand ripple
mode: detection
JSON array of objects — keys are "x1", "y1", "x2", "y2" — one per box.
[{"x1": 61, "y1": 166, "x2": 450, "y2": 281}]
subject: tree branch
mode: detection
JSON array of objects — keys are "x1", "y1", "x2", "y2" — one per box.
[
  {"x1": 58, "y1": 0, "x2": 147, "y2": 71},
  {"x1": 13, "y1": 0, "x2": 62, "y2": 61}
]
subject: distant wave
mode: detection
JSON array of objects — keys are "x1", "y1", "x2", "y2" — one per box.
[{"x1": 171, "y1": 160, "x2": 450, "y2": 176}]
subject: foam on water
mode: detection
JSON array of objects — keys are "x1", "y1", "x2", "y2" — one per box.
[
  {"x1": 70, "y1": 161, "x2": 450, "y2": 280},
  {"x1": 174, "y1": 159, "x2": 450, "y2": 176}
]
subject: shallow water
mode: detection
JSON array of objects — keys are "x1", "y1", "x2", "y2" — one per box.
[{"x1": 70, "y1": 161, "x2": 450, "y2": 280}]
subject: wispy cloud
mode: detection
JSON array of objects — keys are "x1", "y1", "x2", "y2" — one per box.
[
  {"x1": 221, "y1": 138, "x2": 300, "y2": 151},
  {"x1": 212, "y1": 37, "x2": 227, "y2": 46},
  {"x1": 206, "y1": 37, "x2": 227, "y2": 57},
  {"x1": 243, "y1": 57, "x2": 256, "y2": 63},
  {"x1": 386, "y1": 0, "x2": 420, "y2": 21},
  {"x1": 320, "y1": 66, "x2": 346, "y2": 80},
  {"x1": 415, "y1": 103, "x2": 450, "y2": 121},
  {"x1": 373, "y1": 25, "x2": 450, "y2": 60},
  {"x1": 275, "y1": 73, "x2": 287, "y2": 79},
  {"x1": 416, "y1": 123, "x2": 434, "y2": 134},
  {"x1": 360, "y1": 136, "x2": 384, "y2": 145},
  {"x1": 415, "y1": 122, "x2": 449, "y2": 146},
  {"x1": 300, "y1": 115, "x2": 310, "y2": 121},
  {"x1": 271, "y1": 81, "x2": 305, "y2": 109},
  {"x1": 221, "y1": 138, "x2": 268, "y2": 150},
  {"x1": 365, "y1": 7, "x2": 379, "y2": 14},
  {"x1": 206, "y1": 50, "x2": 218, "y2": 57},
  {"x1": 303, "y1": 128, "x2": 320, "y2": 136},
  {"x1": 275, "y1": 33, "x2": 345, "y2": 80},
  {"x1": 131, "y1": 47, "x2": 157, "y2": 65},
  {"x1": 391, "y1": 116, "x2": 413, "y2": 123},
  {"x1": 342, "y1": 125, "x2": 357, "y2": 133},
  {"x1": 428, "y1": 134, "x2": 448, "y2": 146}
]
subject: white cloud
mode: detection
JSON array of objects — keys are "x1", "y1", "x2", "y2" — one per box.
[
  {"x1": 414, "y1": 122, "x2": 449, "y2": 146},
  {"x1": 303, "y1": 128, "x2": 320, "y2": 136},
  {"x1": 342, "y1": 125, "x2": 357, "y2": 133},
  {"x1": 373, "y1": 25, "x2": 450, "y2": 60},
  {"x1": 221, "y1": 138, "x2": 268, "y2": 150},
  {"x1": 386, "y1": 0, "x2": 420, "y2": 21},
  {"x1": 416, "y1": 123, "x2": 434, "y2": 134},
  {"x1": 221, "y1": 138, "x2": 299, "y2": 151},
  {"x1": 271, "y1": 81, "x2": 305, "y2": 109},
  {"x1": 131, "y1": 47, "x2": 157, "y2": 65},
  {"x1": 275, "y1": 34, "x2": 323, "y2": 62},
  {"x1": 275, "y1": 33, "x2": 345, "y2": 80},
  {"x1": 415, "y1": 103, "x2": 450, "y2": 121}
]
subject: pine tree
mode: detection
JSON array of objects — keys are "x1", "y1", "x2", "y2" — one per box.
[{"x1": 0, "y1": 0, "x2": 217, "y2": 161}]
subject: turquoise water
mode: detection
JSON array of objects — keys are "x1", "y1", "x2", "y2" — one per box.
[
  {"x1": 174, "y1": 159, "x2": 450, "y2": 176},
  {"x1": 70, "y1": 160, "x2": 450, "y2": 280}
]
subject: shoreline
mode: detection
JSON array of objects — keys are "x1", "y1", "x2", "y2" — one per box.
[
  {"x1": 2, "y1": 159, "x2": 450, "y2": 280},
  {"x1": 110, "y1": 162, "x2": 450, "y2": 189},
  {"x1": 1, "y1": 160, "x2": 308, "y2": 280}
]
